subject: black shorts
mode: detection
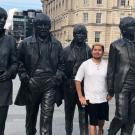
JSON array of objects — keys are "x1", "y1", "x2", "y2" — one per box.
[{"x1": 87, "y1": 101, "x2": 109, "y2": 125}]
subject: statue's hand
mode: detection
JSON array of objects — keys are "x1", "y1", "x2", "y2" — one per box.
[
  {"x1": 0, "y1": 71, "x2": 11, "y2": 82},
  {"x1": 20, "y1": 73, "x2": 30, "y2": 85}
]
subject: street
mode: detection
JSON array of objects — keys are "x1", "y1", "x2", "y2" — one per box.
[{"x1": 5, "y1": 76, "x2": 135, "y2": 135}]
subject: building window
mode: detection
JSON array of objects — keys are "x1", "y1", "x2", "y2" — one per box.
[
  {"x1": 96, "y1": 13, "x2": 102, "y2": 23},
  {"x1": 121, "y1": 0, "x2": 126, "y2": 6},
  {"x1": 97, "y1": 0, "x2": 102, "y2": 4},
  {"x1": 83, "y1": 13, "x2": 88, "y2": 24},
  {"x1": 84, "y1": 0, "x2": 88, "y2": 5},
  {"x1": 62, "y1": 0, "x2": 64, "y2": 5},
  {"x1": 59, "y1": 2, "x2": 61, "y2": 7},
  {"x1": 127, "y1": 0, "x2": 129, "y2": 6},
  {"x1": 95, "y1": 32, "x2": 100, "y2": 42}
]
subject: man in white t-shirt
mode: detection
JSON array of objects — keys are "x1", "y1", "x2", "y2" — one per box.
[{"x1": 75, "y1": 44, "x2": 109, "y2": 135}]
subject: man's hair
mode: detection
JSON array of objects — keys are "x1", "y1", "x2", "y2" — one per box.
[
  {"x1": 33, "y1": 13, "x2": 51, "y2": 25},
  {"x1": 119, "y1": 17, "x2": 135, "y2": 30},
  {"x1": 73, "y1": 24, "x2": 87, "y2": 35},
  {"x1": 0, "y1": 7, "x2": 7, "y2": 19},
  {"x1": 92, "y1": 43, "x2": 104, "y2": 52}
]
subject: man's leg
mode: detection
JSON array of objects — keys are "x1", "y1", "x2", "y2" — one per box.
[
  {"x1": 98, "y1": 120, "x2": 104, "y2": 135},
  {"x1": 108, "y1": 92, "x2": 129, "y2": 135},
  {"x1": 26, "y1": 92, "x2": 40, "y2": 135},
  {"x1": 120, "y1": 92, "x2": 135, "y2": 135},
  {"x1": 0, "y1": 106, "x2": 9, "y2": 135},
  {"x1": 89, "y1": 125, "x2": 97, "y2": 135},
  {"x1": 64, "y1": 90, "x2": 76, "y2": 135},
  {"x1": 40, "y1": 88, "x2": 56, "y2": 135},
  {"x1": 121, "y1": 123, "x2": 134, "y2": 135},
  {"x1": 108, "y1": 117, "x2": 122, "y2": 135},
  {"x1": 78, "y1": 106, "x2": 88, "y2": 135}
]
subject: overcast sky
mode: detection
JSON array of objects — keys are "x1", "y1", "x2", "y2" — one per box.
[{"x1": 0, "y1": 0, "x2": 42, "y2": 11}]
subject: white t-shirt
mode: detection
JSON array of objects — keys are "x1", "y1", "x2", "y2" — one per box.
[{"x1": 75, "y1": 59, "x2": 108, "y2": 104}]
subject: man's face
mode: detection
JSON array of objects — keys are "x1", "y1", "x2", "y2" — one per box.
[
  {"x1": 123, "y1": 23, "x2": 135, "y2": 40},
  {"x1": 92, "y1": 45, "x2": 104, "y2": 59},
  {"x1": 35, "y1": 20, "x2": 50, "y2": 38},
  {"x1": 0, "y1": 15, "x2": 6, "y2": 31},
  {"x1": 74, "y1": 28, "x2": 87, "y2": 43}
]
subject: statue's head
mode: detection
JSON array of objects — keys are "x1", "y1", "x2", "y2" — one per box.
[
  {"x1": 73, "y1": 24, "x2": 87, "y2": 44},
  {"x1": 119, "y1": 17, "x2": 135, "y2": 41},
  {"x1": 33, "y1": 13, "x2": 51, "y2": 38},
  {"x1": 0, "y1": 7, "x2": 7, "y2": 31}
]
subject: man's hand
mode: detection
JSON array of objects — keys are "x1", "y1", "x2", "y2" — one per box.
[
  {"x1": 0, "y1": 71, "x2": 11, "y2": 81},
  {"x1": 106, "y1": 95, "x2": 113, "y2": 101},
  {"x1": 20, "y1": 73, "x2": 30, "y2": 85},
  {"x1": 79, "y1": 96, "x2": 87, "y2": 106}
]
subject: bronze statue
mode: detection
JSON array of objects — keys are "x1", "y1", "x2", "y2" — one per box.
[
  {"x1": 15, "y1": 13, "x2": 65, "y2": 135},
  {"x1": 63, "y1": 24, "x2": 92, "y2": 135},
  {"x1": 0, "y1": 7, "x2": 18, "y2": 135},
  {"x1": 107, "y1": 17, "x2": 135, "y2": 135}
]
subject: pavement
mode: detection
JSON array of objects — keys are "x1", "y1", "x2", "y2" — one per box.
[{"x1": 4, "y1": 76, "x2": 135, "y2": 135}]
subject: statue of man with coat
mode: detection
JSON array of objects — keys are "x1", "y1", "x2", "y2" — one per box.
[
  {"x1": 15, "y1": 13, "x2": 65, "y2": 135},
  {"x1": 107, "y1": 17, "x2": 135, "y2": 135},
  {"x1": 63, "y1": 24, "x2": 92, "y2": 135},
  {"x1": 0, "y1": 7, "x2": 18, "y2": 135}
]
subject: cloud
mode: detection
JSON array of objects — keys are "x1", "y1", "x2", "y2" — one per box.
[{"x1": 5, "y1": 8, "x2": 18, "y2": 30}]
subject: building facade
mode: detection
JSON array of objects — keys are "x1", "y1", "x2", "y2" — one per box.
[{"x1": 41, "y1": 0, "x2": 135, "y2": 52}]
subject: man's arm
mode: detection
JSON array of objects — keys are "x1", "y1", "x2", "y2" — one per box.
[
  {"x1": 17, "y1": 41, "x2": 30, "y2": 85},
  {"x1": 75, "y1": 62, "x2": 87, "y2": 105},
  {"x1": 107, "y1": 43, "x2": 117, "y2": 97},
  {"x1": 0, "y1": 36, "x2": 18, "y2": 81},
  {"x1": 75, "y1": 80, "x2": 87, "y2": 105},
  {"x1": 55, "y1": 43, "x2": 65, "y2": 85}
]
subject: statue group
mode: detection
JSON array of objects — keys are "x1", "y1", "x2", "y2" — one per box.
[{"x1": 0, "y1": 6, "x2": 135, "y2": 135}]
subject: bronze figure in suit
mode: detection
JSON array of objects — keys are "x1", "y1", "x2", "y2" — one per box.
[
  {"x1": 15, "y1": 13, "x2": 65, "y2": 135},
  {"x1": 63, "y1": 24, "x2": 92, "y2": 135},
  {"x1": 0, "y1": 7, "x2": 17, "y2": 135},
  {"x1": 107, "y1": 17, "x2": 135, "y2": 135}
]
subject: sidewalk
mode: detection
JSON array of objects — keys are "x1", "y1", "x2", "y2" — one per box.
[{"x1": 5, "y1": 76, "x2": 135, "y2": 135}]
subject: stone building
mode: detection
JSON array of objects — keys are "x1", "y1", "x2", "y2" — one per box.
[{"x1": 41, "y1": 0, "x2": 135, "y2": 52}]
